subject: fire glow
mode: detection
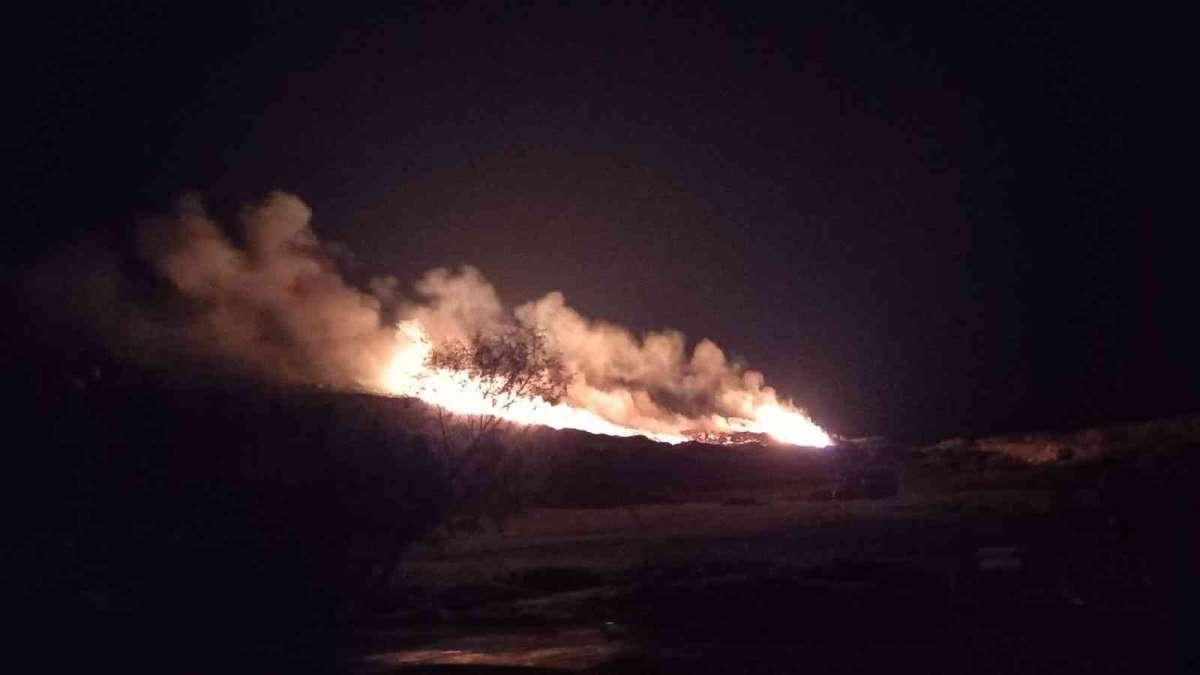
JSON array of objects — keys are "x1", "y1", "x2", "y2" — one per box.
[
  {"x1": 81, "y1": 192, "x2": 832, "y2": 449},
  {"x1": 381, "y1": 320, "x2": 832, "y2": 447}
]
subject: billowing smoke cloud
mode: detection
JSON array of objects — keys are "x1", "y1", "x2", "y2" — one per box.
[
  {"x1": 29, "y1": 192, "x2": 821, "y2": 440},
  {"x1": 515, "y1": 291, "x2": 799, "y2": 438},
  {"x1": 404, "y1": 265, "x2": 506, "y2": 344},
  {"x1": 19, "y1": 191, "x2": 400, "y2": 389},
  {"x1": 132, "y1": 192, "x2": 403, "y2": 388}
]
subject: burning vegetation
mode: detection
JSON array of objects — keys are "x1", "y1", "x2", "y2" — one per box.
[{"x1": 31, "y1": 191, "x2": 831, "y2": 447}]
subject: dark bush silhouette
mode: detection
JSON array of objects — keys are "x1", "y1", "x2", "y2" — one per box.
[
  {"x1": 5, "y1": 343, "x2": 449, "y2": 668},
  {"x1": 423, "y1": 325, "x2": 569, "y2": 532}
]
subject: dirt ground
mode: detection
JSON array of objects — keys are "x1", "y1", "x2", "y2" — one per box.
[
  {"x1": 401, "y1": 488, "x2": 1052, "y2": 582},
  {"x1": 343, "y1": 475, "x2": 1191, "y2": 674}
]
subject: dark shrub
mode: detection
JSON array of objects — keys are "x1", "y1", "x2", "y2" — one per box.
[{"x1": 5, "y1": 357, "x2": 449, "y2": 666}]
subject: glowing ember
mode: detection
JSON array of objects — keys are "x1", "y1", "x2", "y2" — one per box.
[{"x1": 380, "y1": 320, "x2": 832, "y2": 447}]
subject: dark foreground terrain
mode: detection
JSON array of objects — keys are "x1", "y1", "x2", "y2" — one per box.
[
  {"x1": 343, "y1": 479, "x2": 1194, "y2": 674},
  {"x1": 346, "y1": 417, "x2": 1199, "y2": 673},
  {"x1": 6, "y1": 357, "x2": 1197, "y2": 673}
]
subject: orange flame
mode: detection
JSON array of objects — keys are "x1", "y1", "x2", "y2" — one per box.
[{"x1": 379, "y1": 320, "x2": 831, "y2": 447}]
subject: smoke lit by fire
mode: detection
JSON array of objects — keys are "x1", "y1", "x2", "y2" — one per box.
[
  {"x1": 381, "y1": 320, "x2": 688, "y2": 442},
  {"x1": 39, "y1": 192, "x2": 831, "y2": 447},
  {"x1": 380, "y1": 320, "x2": 830, "y2": 446}
]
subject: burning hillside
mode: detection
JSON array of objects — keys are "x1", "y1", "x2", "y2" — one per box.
[{"x1": 28, "y1": 191, "x2": 831, "y2": 447}]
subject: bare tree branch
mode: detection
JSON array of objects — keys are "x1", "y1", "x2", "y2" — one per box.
[{"x1": 423, "y1": 324, "x2": 570, "y2": 534}]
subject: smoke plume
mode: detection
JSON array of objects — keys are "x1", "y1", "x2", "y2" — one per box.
[
  {"x1": 26, "y1": 192, "x2": 824, "y2": 442},
  {"x1": 130, "y1": 192, "x2": 399, "y2": 387}
]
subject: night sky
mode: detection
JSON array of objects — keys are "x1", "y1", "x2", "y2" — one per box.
[{"x1": 8, "y1": 2, "x2": 1190, "y2": 440}]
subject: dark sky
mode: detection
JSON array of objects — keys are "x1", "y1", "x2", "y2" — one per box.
[{"x1": 8, "y1": 2, "x2": 1191, "y2": 440}]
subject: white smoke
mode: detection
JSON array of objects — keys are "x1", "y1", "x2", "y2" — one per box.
[
  {"x1": 513, "y1": 290, "x2": 797, "y2": 437},
  {"x1": 34, "y1": 191, "x2": 822, "y2": 440},
  {"x1": 96, "y1": 191, "x2": 398, "y2": 388}
]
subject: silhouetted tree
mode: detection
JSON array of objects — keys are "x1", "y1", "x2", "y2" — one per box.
[{"x1": 424, "y1": 325, "x2": 569, "y2": 533}]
